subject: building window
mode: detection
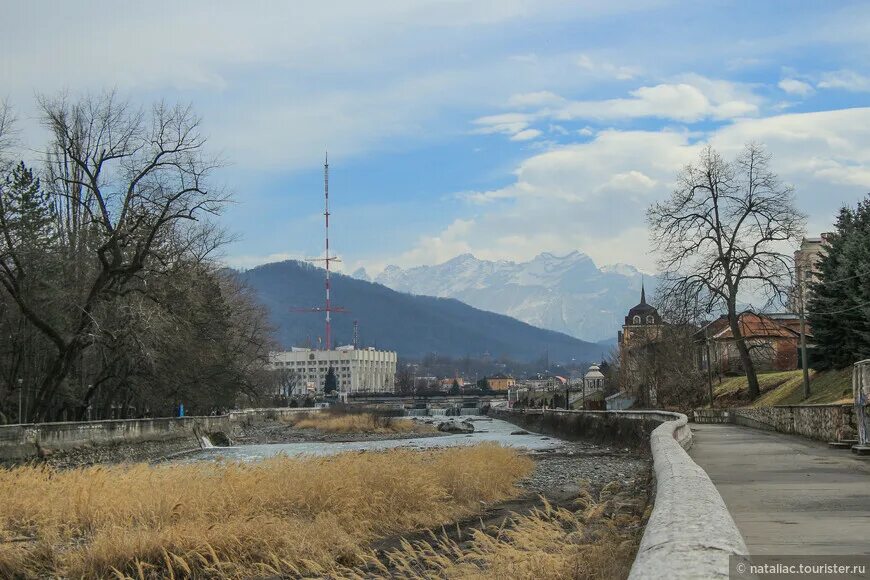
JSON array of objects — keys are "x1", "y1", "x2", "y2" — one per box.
[
  {"x1": 633, "y1": 315, "x2": 641, "y2": 324},
  {"x1": 646, "y1": 315, "x2": 654, "y2": 324}
]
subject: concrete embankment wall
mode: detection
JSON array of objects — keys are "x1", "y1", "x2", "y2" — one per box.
[
  {"x1": 0, "y1": 408, "x2": 310, "y2": 461},
  {"x1": 694, "y1": 404, "x2": 855, "y2": 442},
  {"x1": 491, "y1": 408, "x2": 748, "y2": 579}
]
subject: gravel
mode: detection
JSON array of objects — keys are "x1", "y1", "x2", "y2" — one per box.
[{"x1": 518, "y1": 439, "x2": 651, "y2": 501}]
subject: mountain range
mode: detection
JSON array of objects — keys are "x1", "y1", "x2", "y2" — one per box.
[
  {"x1": 352, "y1": 251, "x2": 656, "y2": 342},
  {"x1": 238, "y1": 260, "x2": 608, "y2": 363}
]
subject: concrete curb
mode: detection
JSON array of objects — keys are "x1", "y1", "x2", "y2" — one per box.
[{"x1": 629, "y1": 412, "x2": 749, "y2": 579}]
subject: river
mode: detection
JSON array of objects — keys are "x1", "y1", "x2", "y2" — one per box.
[{"x1": 184, "y1": 417, "x2": 560, "y2": 462}]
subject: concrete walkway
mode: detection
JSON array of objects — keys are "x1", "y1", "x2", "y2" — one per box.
[{"x1": 689, "y1": 423, "x2": 870, "y2": 556}]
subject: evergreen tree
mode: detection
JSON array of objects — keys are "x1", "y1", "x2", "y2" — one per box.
[
  {"x1": 449, "y1": 379, "x2": 461, "y2": 395},
  {"x1": 324, "y1": 367, "x2": 338, "y2": 394},
  {"x1": 808, "y1": 197, "x2": 870, "y2": 370},
  {"x1": 0, "y1": 161, "x2": 57, "y2": 256}
]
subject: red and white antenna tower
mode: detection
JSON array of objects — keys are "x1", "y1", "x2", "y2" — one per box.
[{"x1": 292, "y1": 152, "x2": 348, "y2": 350}]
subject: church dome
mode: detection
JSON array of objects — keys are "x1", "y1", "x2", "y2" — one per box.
[{"x1": 624, "y1": 284, "x2": 661, "y2": 325}]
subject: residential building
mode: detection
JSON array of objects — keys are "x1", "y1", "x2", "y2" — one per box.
[
  {"x1": 269, "y1": 346, "x2": 397, "y2": 395},
  {"x1": 487, "y1": 374, "x2": 516, "y2": 391},
  {"x1": 793, "y1": 234, "x2": 831, "y2": 309},
  {"x1": 695, "y1": 312, "x2": 801, "y2": 374}
]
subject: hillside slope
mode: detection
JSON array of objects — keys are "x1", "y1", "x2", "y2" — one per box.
[
  {"x1": 711, "y1": 368, "x2": 853, "y2": 408},
  {"x1": 239, "y1": 260, "x2": 608, "y2": 362}
]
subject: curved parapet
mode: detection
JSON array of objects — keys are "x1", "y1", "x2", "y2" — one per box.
[
  {"x1": 489, "y1": 408, "x2": 747, "y2": 578},
  {"x1": 629, "y1": 413, "x2": 748, "y2": 579}
]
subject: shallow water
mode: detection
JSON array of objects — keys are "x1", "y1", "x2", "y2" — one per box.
[{"x1": 183, "y1": 417, "x2": 560, "y2": 462}]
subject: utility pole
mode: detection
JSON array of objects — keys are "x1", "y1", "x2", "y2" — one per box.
[
  {"x1": 705, "y1": 327, "x2": 714, "y2": 407},
  {"x1": 798, "y1": 263, "x2": 811, "y2": 399}
]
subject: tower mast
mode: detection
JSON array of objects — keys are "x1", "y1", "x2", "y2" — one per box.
[
  {"x1": 324, "y1": 152, "x2": 333, "y2": 350},
  {"x1": 292, "y1": 152, "x2": 347, "y2": 350}
]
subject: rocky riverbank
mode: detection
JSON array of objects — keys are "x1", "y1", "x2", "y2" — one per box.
[
  {"x1": 520, "y1": 440, "x2": 650, "y2": 501},
  {"x1": 232, "y1": 416, "x2": 448, "y2": 445}
]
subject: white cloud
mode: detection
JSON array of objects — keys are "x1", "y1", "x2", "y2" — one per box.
[
  {"x1": 510, "y1": 128, "x2": 543, "y2": 141},
  {"x1": 381, "y1": 108, "x2": 870, "y2": 272},
  {"x1": 471, "y1": 112, "x2": 534, "y2": 137},
  {"x1": 388, "y1": 219, "x2": 476, "y2": 268},
  {"x1": 778, "y1": 78, "x2": 814, "y2": 96},
  {"x1": 473, "y1": 75, "x2": 762, "y2": 138},
  {"x1": 817, "y1": 70, "x2": 870, "y2": 92},
  {"x1": 507, "y1": 91, "x2": 565, "y2": 108},
  {"x1": 576, "y1": 54, "x2": 640, "y2": 80}
]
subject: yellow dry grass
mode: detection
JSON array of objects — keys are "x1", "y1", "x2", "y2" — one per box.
[
  {"x1": 340, "y1": 480, "x2": 647, "y2": 579},
  {"x1": 0, "y1": 444, "x2": 532, "y2": 579},
  {"x1": 712, "y1": 368, "x2": 853, "y2": 408},
  {"x1": 292, "y1": 412, "x2": 427, "y2": 434}
]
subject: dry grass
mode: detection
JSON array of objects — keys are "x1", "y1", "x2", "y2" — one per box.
[
  {"x1": 291, "y1": 411, "x2": 432, "y2": 434},
  {"x1": 712, "y1": 368, "x2": 854, "y2": 408},
  {"x1": 0, "y1": 444, "x2": 532, "y2": 578},
  {"x1": 340, "y1": 480, "x2": 647, "y2": 580}
]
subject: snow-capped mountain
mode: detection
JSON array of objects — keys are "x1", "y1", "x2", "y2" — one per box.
[{"x1": 365, "y1": 251, "x2": 656, "y2": 342}]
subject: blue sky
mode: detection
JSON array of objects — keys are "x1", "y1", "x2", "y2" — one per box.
[{"x1": 2, "y1": 0, "x2": 870, "y2": 274}]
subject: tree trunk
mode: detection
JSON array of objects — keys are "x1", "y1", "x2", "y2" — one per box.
[
  {"x1": 29, "y1": 345, "x2": 78, "y2": 422},
  {"x1": 726, "y1": 305, "x2": 760, "y2": 399}
]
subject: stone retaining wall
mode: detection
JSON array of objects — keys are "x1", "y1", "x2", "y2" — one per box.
[
  {"x1": 693, "y1": 405, "x2": 856, "y2": 442},
  {"x1": 490, "y1": 408, "x2": 748, "y2": 579},
  {"x1": 0, "y1": 407, "x2": 311, "y2": 461}
]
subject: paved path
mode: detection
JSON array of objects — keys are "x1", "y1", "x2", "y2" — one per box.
[{"x1": 689, "y1": 423, "x2": 870, "y2": 556}]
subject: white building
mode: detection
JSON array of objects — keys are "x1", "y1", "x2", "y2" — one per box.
[
  {"x1": 269, "y1": 346, "x2": 397, "y2": 395},
  {"x1": 583, "y1": 364, "x2": 605, "y2": 393}
]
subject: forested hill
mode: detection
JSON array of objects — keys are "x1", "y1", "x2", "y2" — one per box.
[{"x1": 239, "y1": 260, "x2": 608, "y2": 363}]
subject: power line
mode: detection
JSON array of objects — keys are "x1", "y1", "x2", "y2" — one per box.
[
  {"x1": 810, "y1": 268, "x2": 870, "y2": 285},
  {"x1": 807, "y1": 300, "x2": 870, "y2": 317}
]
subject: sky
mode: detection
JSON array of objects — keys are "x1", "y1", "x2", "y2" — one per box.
[{"x1": 2, "y1": 0, "x2": 869, "y2": 275}]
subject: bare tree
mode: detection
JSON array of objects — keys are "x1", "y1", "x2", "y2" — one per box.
[
  {"x1": 0, "y1": 93, "x2": 228, "y2": 420},
  {"x1": 395, "y1": 364, "x2": 415, "y2": 395},
  {"x1": 648, "y1": 143, "x2": 805, "y2": 399}
]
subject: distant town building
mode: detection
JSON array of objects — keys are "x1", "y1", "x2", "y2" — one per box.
[
  {"x1": 519, "y1": 375, "x2": 566, "y2": 390},
  {"x1": 583, "y1": 364, "x2": 605, "y2": 392},
  {"x1": 438, "y1": 377, "x2": 466, "y2": 389},
  {"x1": 793, "y1": 234, "x2": 832, "y2": 309},
  {"x1": 487, "y1": 374, "x2": 516, "y2": 391},
  {"x1": 618, "y1": 284, "x2": 663, "y2": 349},
  {"x1": 618, "y1": 284, "x2": 665, "y2": 405},
  {"x1": 269, "y1": 346, "x2": 397, "y2": 395}
]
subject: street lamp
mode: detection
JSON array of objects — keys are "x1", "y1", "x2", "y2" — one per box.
[{"x1": 17, "y1": 378, "x2": 23, "y2": 424}]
